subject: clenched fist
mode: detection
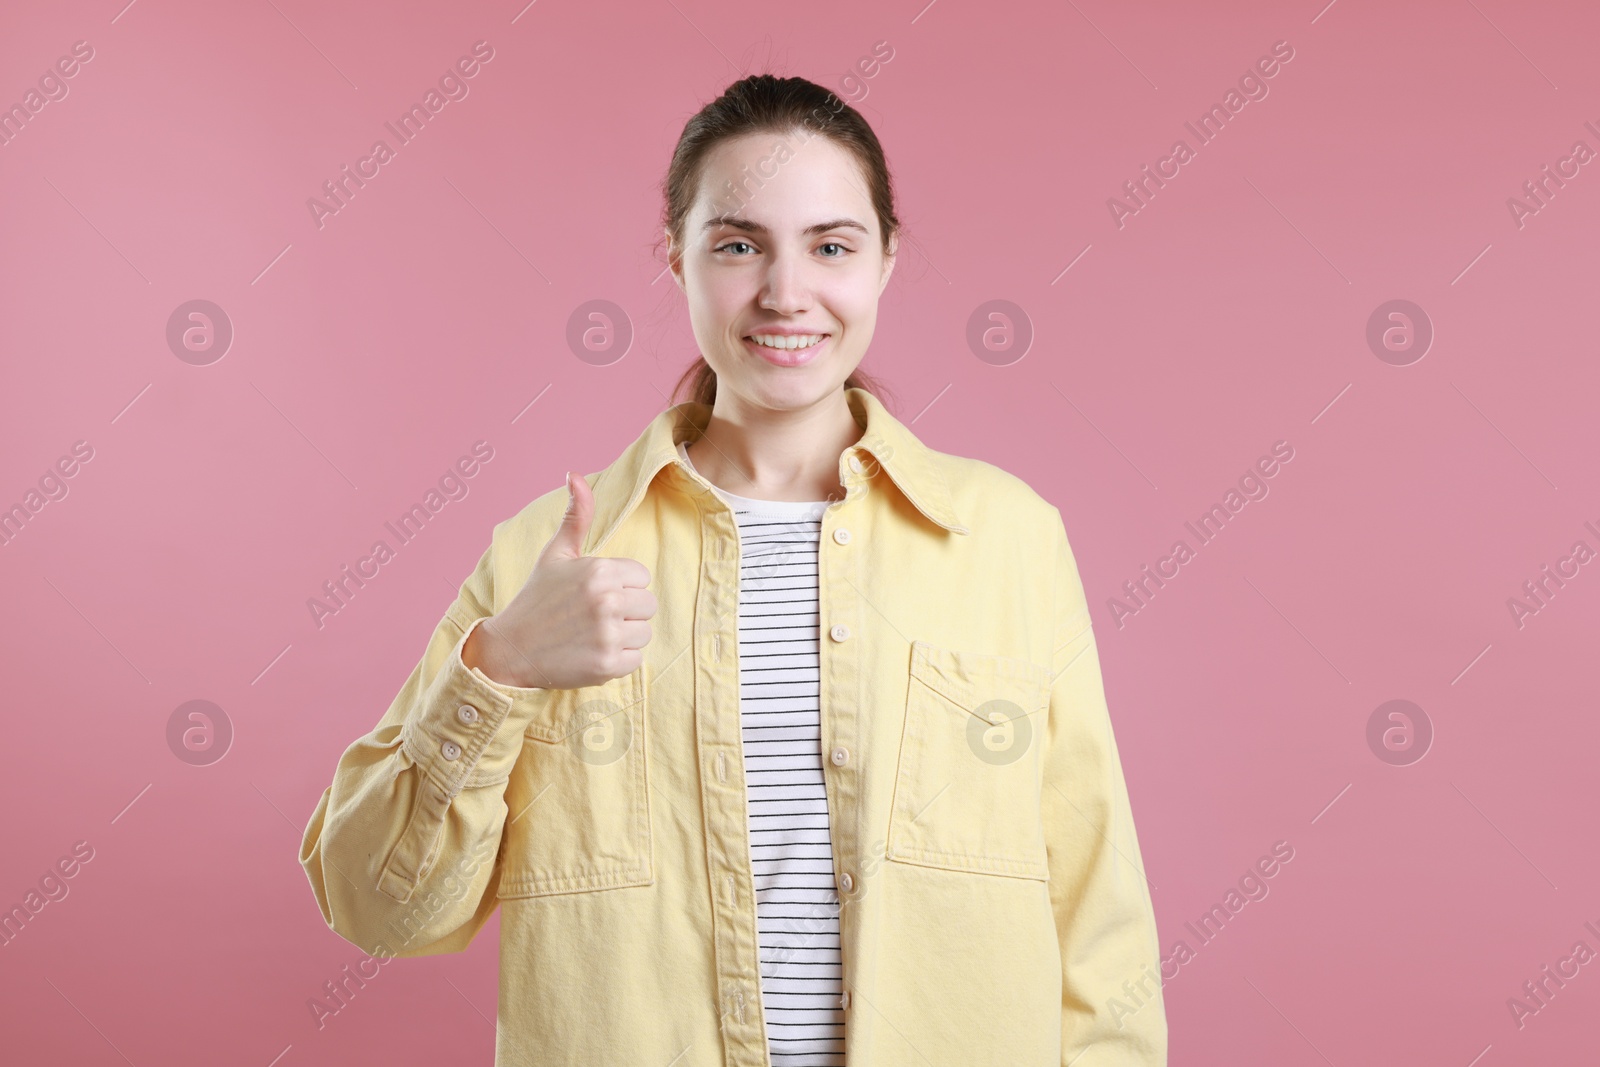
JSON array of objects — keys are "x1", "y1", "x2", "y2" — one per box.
[{"x1": 462, "y1": 471, "x2": 657, "y2": 690}]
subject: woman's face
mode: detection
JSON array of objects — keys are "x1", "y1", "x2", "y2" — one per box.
[{"x1": 669, "y1": 129, "x2": 897, "y2": 413}]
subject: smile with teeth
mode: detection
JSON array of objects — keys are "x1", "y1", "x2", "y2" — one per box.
[{"x1": 746, "y1": 333, "x2": 829, "y2": 350}]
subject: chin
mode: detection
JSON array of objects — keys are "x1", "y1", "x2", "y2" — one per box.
[{"x1": 728, "y1": 366, "x2": 850, "y2": 412}]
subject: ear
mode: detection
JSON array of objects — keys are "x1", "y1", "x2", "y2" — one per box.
[
  {"x1": 878, "y1": 233, "x2": 898, "y2": 295},
  {"x1": 665, "y1": 227, "x2": 686, "y2": 292}
]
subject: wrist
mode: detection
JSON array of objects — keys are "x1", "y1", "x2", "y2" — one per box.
[
  {"x1": 464, "y1": 617, "x2": 537, "y2": 694},
  {"x1": 463, "y1": 617, "x2": 511, "y2": 683}
]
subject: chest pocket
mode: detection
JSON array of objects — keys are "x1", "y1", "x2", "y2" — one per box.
[
  {"x1": 496, "y1": 666, "x2": 654, "y2": 898},
  {"x1": 886, "y1": 641, "x2": 1052, "y2": 881}
]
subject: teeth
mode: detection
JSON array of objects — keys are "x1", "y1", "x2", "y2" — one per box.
[{"x1": 748, "y1": 334, "x2": 826, "y2": 350}]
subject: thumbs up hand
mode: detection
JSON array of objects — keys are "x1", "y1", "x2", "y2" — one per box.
[{"x1": 462, "y1": 471, "x2": 657, "y2": 690}]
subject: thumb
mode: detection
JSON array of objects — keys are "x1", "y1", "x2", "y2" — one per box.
[{"x1": 539, "y1": 470, "x2": 594, "y2": 563}]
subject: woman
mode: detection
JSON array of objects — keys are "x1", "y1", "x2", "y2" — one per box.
[{"x1": 300, "y1": 74, "x2": 1167, "y2": 1066}]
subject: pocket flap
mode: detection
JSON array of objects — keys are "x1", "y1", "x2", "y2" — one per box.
[
  {"x1": 523, "y1": 667, "x2": 644, "y2": 747},
  {"x1": 909, "y1": 641, "x2": 1051, "y2": 718}
]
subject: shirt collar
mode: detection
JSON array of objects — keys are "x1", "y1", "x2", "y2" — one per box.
[{"x1": 581, "y1": 386, "x2": 969, "y2": 555}]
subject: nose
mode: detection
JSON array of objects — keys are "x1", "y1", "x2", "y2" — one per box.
[{"x1": 758, "y1": 251, "x2": 812, "y2": 315}]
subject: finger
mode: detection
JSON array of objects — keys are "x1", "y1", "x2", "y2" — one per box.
[
  {"x1": 618, "y1": 585, "x2": 658, "y2": 621},
  {"x1": 617, "y1": 619, "x2": 653, "y2": 652},
  {"x1": 537, "y1": 470, "x2": 594, "y2": 563},
  {"x1": 606, "y1": 556, "x2": 653, "y2": 590}
]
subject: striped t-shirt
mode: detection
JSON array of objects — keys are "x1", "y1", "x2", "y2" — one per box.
[{"x1": 678, "y1": 440, "x2": 846, "y2": 1066}]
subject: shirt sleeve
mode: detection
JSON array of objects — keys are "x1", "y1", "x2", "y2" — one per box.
[
  {"x1": 298, "y1": 537, "x2": 550, "y2": 959},
  {"x1": 1041, "y1": 507, "x2": 1168, "y2": 1065}
]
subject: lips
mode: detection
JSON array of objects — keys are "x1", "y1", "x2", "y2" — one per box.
[{"x1": 742, "y1": 333, "x2": 831, "y2": 367}]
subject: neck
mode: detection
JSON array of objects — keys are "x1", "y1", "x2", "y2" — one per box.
[{"x1": 686, "y1": 388, "x2": 862, "y2": 502}]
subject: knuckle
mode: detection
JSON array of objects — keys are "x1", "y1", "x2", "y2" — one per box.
[
  {"x1": 581, "y1": 566, "x2": 610, "y2": 598},
  {"x1": 598, "y1": 647, "x2": 627, "y2": 679}
]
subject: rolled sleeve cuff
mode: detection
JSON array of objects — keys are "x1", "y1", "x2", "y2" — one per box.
[{"x1": 401, "y1": 614, "x2": 548, "y2": 796}]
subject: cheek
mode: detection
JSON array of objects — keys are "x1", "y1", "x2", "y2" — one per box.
[
  {"x1": 823, "y1": 288, "x2": 877, "y2": 335},
  {"x1": 827, "y1": 262, "x2": 885, "y2": 318},
  {"x1": 687, "y1": 267, "x2": 752, "y2": 325}
]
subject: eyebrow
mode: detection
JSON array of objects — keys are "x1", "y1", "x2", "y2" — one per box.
[{"x1": 702, "y1": 214, "x2": 870, "y2": 238}]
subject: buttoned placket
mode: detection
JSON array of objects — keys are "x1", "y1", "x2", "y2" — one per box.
[
  {"x1": 820, "y1": 447, "x2": 867, "y2": 1036},
  {"x1": 689, "y1": 476, "x2": 766, "y2": 1066},
  {"x1": 679, "y1": 444, "x2": 872, "y2": 1065}
]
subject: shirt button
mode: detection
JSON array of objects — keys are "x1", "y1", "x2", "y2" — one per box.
[
  {"x1": 839, "y1": 871, "x2": 854, "y2": 892},
  {"x1": 441, "y1": 740, "x2": 462, "y2": 761},
  {"x1": 832, "y1": 528, "x2": 851, "y2": 545},
  {"x1": 847, "y1": 454, "x2": 865, "y2": 474},
  {"x1": 830, "y1": 624, "x2": 851, "y2": 642},
  {"x1": 830, "y1": 746, "x2": 848, "y2": 766},
  {"x1": 456, "y1": 704, "x2": 479, "y2": 725},
  {"x1": 840, "y1": 989, "x2": 851, "y2": 1010}
]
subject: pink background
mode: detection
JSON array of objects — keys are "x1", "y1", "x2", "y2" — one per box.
[{"x1": 2, "y1": 0, "x2": 1597, "y2": 1063}]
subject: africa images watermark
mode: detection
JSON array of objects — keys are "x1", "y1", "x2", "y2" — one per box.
[
  {"x1": 307, "y1": 831, "x2": 499, "y2": 1029},
  {"x1": 706, "y1": 39, "x2": 894, "y2": 216},
  {"x1": 0, "y1": 39, "x2": 96, "y2": 149},
  {"x1": 1108, "y1": 39, "x2": 1297, "y2": 229},
  {"x1": 1506, "y1": 918, "x2": 1600, "y2": 1031},
  {"x1": 1505, "y1": 119, "x2": 1600, "y2": 230},
  {"x1": 0, "y1": 439, "x2": 95, "y2": 548},
  {"x1": 1106, "y1": 440, "x2": 1296, "y2": 630},
  {"x1": 1109, "y1": 839, "x2": 1297, "y2": 1029},
  {"x1": 306, "y1": 40, "x2": 496, "y2": 230},
  {"x1": 1505, "y1": 518, "x2": 1599, "y2": 630},
  {"x1": 307, "y1": 440, "x2": 495, "y2": 630},
  {"x1": 1, "y1": 840, "x2": 97, "y2": 949}
]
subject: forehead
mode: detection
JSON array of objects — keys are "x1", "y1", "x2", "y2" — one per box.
[{"x1": 693, "y1": 131, "x2": 875, "y2": 230}]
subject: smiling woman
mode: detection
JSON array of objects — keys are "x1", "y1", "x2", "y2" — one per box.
[
  {"x1": 659, "y1": 78, "x2": 902, "y2": 458},
  {"x1": 301, "y1": 73, "x2": 1167, "y2": 1067}
]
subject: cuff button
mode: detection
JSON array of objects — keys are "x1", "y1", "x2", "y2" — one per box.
[
  {"x1": 457, "y1": 704, "x2": 479, "y2": 725},
  {"x1": 441, "y1": 740, "x2": 462, "y2": 761}
]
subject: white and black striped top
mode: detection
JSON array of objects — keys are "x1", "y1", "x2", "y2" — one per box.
[{"x1": 679, "y1": 440, "x2": 846, "y2": 1066}]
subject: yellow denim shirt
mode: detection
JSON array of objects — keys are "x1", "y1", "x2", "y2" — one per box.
[{"x1": 299, "y1": 387, "x2": 1168, "y2": 1066}]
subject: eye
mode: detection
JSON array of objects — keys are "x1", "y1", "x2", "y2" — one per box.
[
  {"x1": 714, "y1": 240, "x2": 755, "y2": 256},
  {"x1": 819, "y1": 242, "x2": 852, "y2": 258}
]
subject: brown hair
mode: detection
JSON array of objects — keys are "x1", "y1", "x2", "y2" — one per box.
[{"x1": 660, "y1": 74, "x2": 900, "y2": 411}]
